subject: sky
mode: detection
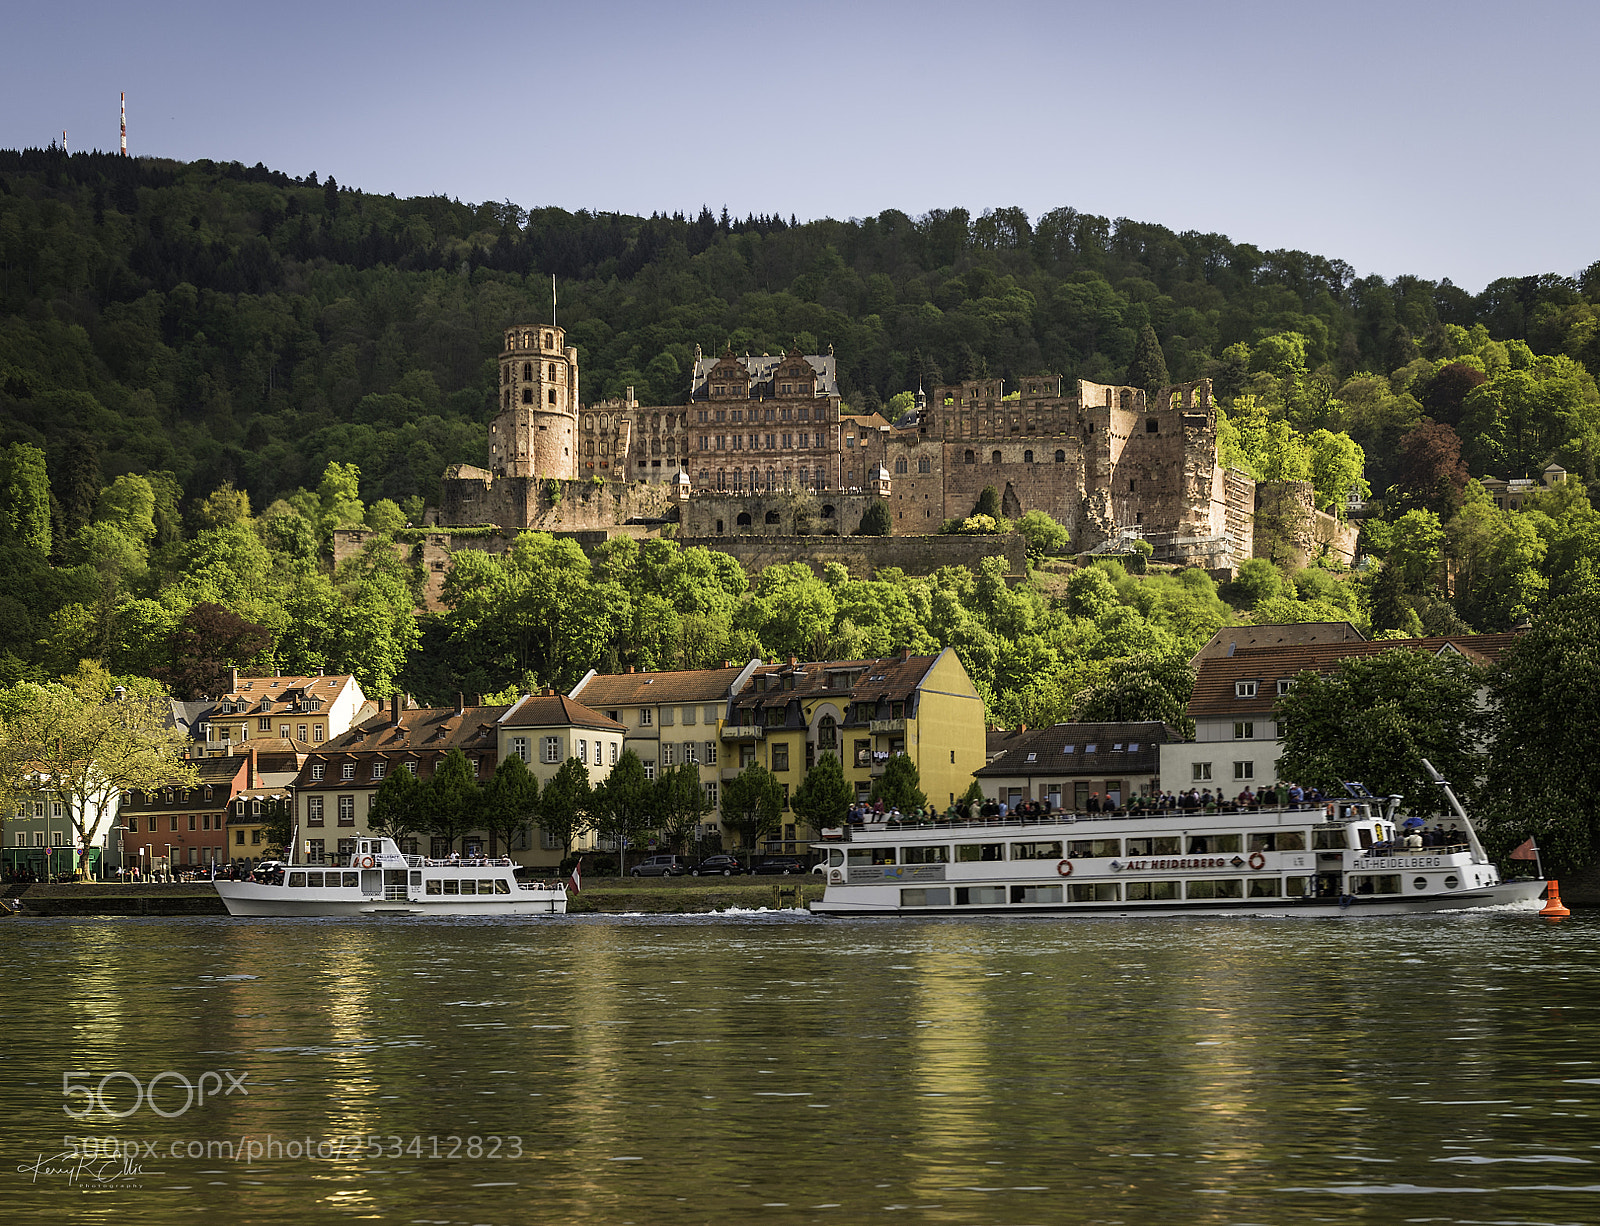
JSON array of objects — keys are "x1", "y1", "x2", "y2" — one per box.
[{"x1": 4, "y1": 0, "x2": 1595, "y2": 293}]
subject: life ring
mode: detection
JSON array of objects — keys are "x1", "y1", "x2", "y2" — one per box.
[
  {"x1": 1056, "y1": 859, "x2": 1074, "y2": 877},
  {"x1": 359, "y1": 855, "x2": 375, "y2": 869},
  {"x1": 1248, "y1": 851, "x2": 1266, "y2": 870}
]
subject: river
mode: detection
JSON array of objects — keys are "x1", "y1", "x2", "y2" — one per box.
[{"x1": 1, "y1": 907, "x2": 1595, "y2": 1224}]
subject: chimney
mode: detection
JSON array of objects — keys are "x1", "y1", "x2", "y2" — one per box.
[
  {"x1": 248, "y1": 743, "x2": 258, "y2": 789},
  {"x1": 454, "y1": 692, "x2": 465, "y2": 716},
  {"x1": 788, "y1": 655, "x2": 797, "y2": 666},
  {"x1": 899, "y1": 646, "x2": 911, "y2": 662},
  {"x1": 230, "y1": 668, "x2": 239, "y2": 693},
  {"x1": 390, "y1": 694, "x2": 401, "y2": 726}
]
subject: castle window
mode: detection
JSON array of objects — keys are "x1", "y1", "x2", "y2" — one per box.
[
  {"x1": 736, "y1": 512, "x2": 752, "y2": 527},
  {"x1": 821, "y1": 504, "x2": 836, "y2": 519},
  {"x1": 765, "y1": 510, "x2": 781, "y2": 524},
  {"x1": 1055, "y1": 450, "x2": 1066, "y2": 463},
  {"x1": 991, "y1": 450, "x2": 1002, "y2": 464},
  {"x1": 522, "y1": 362, "x2": 532, "y2": 380},
  {"x1": 504, "y1": 390, "x2": 511, "y2": 409},
  {"x1": 894, "y1": 458, "x2": 907, "y2": 475},
  {"x1": 543, "y1": 332, "x2": 552, "y2": 348},
  {"x1": 1147, "y1": 418, "x2": 1159, "y2": 434},
  {"x1": 548, "y1": 390, "x2": 557, "y2": 404},
  {"x1": 1128, "y1": 479, "x2": 1136, "y2": 493},
  {"x1": 918, "y1": 457, "x2": 930, "y2": 473},
  {"x1": 549, "y1": 363, "x2": 557, "y2": 380},
  {"x1": 1024, "y1": 450, "x2": 1034, "y2": 464},
  {"x1": 964, "y1": 450, "x2": 975, "y2": 464},
  {"x1": 521, "y1": 389, "x2": 533, "y2": 404}
]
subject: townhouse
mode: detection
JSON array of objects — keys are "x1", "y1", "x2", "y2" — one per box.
[
  {"x1": 975, "y1": 721, "x2": 1181, "y2": 811},
  {"x1": 202, "y1": 672, "x2": 371, "y2": 751}
]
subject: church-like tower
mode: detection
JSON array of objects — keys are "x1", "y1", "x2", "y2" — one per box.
[{"x1": 490, "y1": 325, "x2": 580, "y2": 479}]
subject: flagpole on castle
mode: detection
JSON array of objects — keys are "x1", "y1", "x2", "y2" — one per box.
[{"x1": 552, "y1": 274, "x2": 556, "y2": 327}]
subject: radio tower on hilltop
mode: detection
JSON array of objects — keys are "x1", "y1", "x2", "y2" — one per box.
[{"x1": 120, "y1": 92, "x2": 126, "y2": 156}]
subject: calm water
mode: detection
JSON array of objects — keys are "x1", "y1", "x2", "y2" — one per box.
[{"x1": 1, "y1": 907, "x2": 1596, "y2": 1225}]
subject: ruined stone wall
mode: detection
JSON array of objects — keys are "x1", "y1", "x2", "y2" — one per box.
[
  {"x1": 1254, "y1": 481, "x2": 1358, "y2": 569},
  {"x1": 439, "y1": 469, "x2": 677, "y2": 534},
  {"x1": 680, "y1": 490, "x2": 881, "y2": 538},
  {"x1": 678, "y1": 532, "x2": 1028, "y2": 579}
]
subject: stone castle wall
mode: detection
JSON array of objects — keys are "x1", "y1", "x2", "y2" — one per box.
[{"x1": 677, "y1": 531, "x2": 1027, "y2": 580}]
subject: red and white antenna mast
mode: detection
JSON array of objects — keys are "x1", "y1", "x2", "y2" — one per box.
[{"x1": 120, "y1": 92, "x2": 126, "y2": 156}]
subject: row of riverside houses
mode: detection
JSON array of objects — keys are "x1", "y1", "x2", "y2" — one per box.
[
  {"x1": 974, "y1": 623, "x2": 1522, "y2": 810},
  {"x1": 58, "y1": 649, "x2": 985, "y2": 875}
]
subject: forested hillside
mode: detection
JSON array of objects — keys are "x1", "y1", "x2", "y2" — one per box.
[{"x1": 4, "y1": 144, "x2": 1600, "y2": 716}]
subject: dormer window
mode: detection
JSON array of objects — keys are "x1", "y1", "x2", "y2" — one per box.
[
  {"x1": 1277, "y1": 679, "x2": 1295, "y2": 695},
  {"x1": 1236, "y1": 681, "x2": 1259, "y2": 698}
]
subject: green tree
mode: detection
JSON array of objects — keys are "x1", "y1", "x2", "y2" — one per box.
[
  {"x1": 538, "y1": 756, "x2": 592, "y2": 859},
  {"x1": 790, "y1": 751, "x2": 852, "y2": 834},
  {"x1": 654, "y1": 761, "x2": 712, "y2": 854},
  {"x1": 368, "y1": 764, "x2": 426, "y2": 850},
  {"x1": 480, "y1": 753, "x2": 539, "y2": 857},
  {"x1": 260, "y1": 797, "x2": 293, "y2": 859},
  {"x1": 1072, "y1": 653, "x2": 1196, "y2": 732},
  {"x1": 973, "y1": 486, "x2": 1002, "y2": 518},
  {"x1": 1125, "y1": 323, "x2": 1170, "y2": 398},
  {"x1": 420, "y1": 749, "x2": 480, "y2": 855},
  {"x1": 1015, "y1": 509, "x2": 1068, "y2": 563},
  {"x1": 0, "y1": 443, "x2": 52, "y2": 554},
  {"x1": 721, "y1": 762, "x2": 784, "y2": 867},
  {"x1": 591, "y1": 749, "x2": 654, "y2": 874},
  {"x1": 1274, "y1": 648, "x2": 1485, "y2": 813},
  {"x1": 870, "y1": 753, "x2": 927, "y2": 814},
  {"x1": 856, "y1": 500, "x2": 891, "y2": 536},
  {"x1": 1481, "y1": 580, "x2": 1600, "y2": 871},
  {"x1": 0, "y1": 663, "x2": 197, "y2": 878},
  {"x1": 193, "y1": 482, "x2": 252, "y2": 532}
]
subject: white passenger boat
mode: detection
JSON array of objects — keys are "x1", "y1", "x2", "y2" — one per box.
[
  {"x1": 214, "y1": 837, "x2": 567, "y2": 917},
  {"x1": 811, "y1": 768, "x2": 1545, "y2": 918}
]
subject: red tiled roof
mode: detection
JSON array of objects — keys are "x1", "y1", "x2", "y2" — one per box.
[
  {"x1": 501, "y1": 693, "x2": 624, "y2": 733},
  {"x1": 572, "y1": 666, "x2": 747, "y2": 707},
  {"x1": 977, "y1": 721, "x2": 1180, "y2": 778},
  {"x1": 1188, "y1": 633, "x2": 1522, "y2": 720}
]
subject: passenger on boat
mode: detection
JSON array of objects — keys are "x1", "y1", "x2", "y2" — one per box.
[
  {"x1": 1405, "y1": 828, "x2": 1424, "y2": 852},
  {"x1": 1287, "y1": 783, "x2": 1304, "y2": 808},
  {"x1": 1237, "y1": 786, "x2": 1256, "y2": 808},
  {"x1": 1086, "y1": 792, "x2": 1101, "y2": 813}
]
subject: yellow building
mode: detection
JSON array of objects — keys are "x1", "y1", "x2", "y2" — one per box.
[
  {"x1": 204, "y1": 673, "x2": 371, "y2": 751},
  {"x1": 725, "y1": 648, "x2": 985, "y2": 851}
]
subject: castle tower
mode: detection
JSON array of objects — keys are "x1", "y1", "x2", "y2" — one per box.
[{"x1": 490, "y1": 325, "x2": 580, "y2": 480}]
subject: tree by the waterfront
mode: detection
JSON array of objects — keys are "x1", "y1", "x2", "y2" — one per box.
[
  {"x1": 790, "y1": 751, "x2": 852, "y2": 834},
  {"x1": 590, "y1": 749, "x2": 654, "y2": 874},
  {"x1": 870, "y1": 753, "x2": 927, "y2": 813},
  {"x1": 480, "y1": 753, "x2": 539, "y2": 858},
  {"x1": 721, "y1": 763, "x2": 783, "y2": 867},
  {"x1": 537, "y1": 757, "x2": 592, "y2": 859},
  {"x1": 1273, "y1": 648, "x2": 1486, "y2": 814},
  {"x1": 653, "y1": 760, "x2": 711, "y2": 854},
  {"x1": 368, "y1": 764, "x2": 425, "y2": 849},
  {"x1": 1480, "y1": 579, "x2": 1600, "y2": 871}
]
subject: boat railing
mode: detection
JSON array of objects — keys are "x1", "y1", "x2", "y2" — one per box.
[
  {"x1": 1361, "y1": 842, "x2": 1471, "y2": 859},
  {"x1": 822, "y1": 805, "x2": 1347, "y2": 839}
]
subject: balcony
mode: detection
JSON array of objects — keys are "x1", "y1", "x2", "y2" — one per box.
[
  {"x1": 869, "y1": 718, "x2": 906, "y2": 734},
  {"x1": 720, "y1": 725, "x2": 764, "y2": 741}
]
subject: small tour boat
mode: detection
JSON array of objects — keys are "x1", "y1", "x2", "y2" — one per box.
[
  {"x1": 213, "y1": 837, "x2": 567, "y2": 917},
  {"x1": 811, "y1": 764, "x2": 1546, "y2": 918}
]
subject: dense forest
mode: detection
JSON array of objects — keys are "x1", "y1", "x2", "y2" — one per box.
[{"x1": 5, "y1": 144, "x2": 1600, "y2": 722}]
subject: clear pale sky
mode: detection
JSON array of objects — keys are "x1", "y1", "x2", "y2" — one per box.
[{"x1": 5, "y1": 0, "x2": 1593, "y2": 293}]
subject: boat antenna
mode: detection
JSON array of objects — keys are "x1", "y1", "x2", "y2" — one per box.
[{"x1": 1418, "y1": 758, "x2": 1489, "y2": 862}]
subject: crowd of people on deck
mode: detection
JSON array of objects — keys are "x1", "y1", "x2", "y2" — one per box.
[{"x1": 844, "y1": 782, "x2": 1339, "y2": 826}]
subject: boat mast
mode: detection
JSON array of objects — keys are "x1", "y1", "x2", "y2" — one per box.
[{"x1": 1418, "y1": 758, "x2": 1489, "y2": 862}]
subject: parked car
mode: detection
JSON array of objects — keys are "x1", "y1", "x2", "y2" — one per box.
[
  {"x1": 690, "y1": 854, "x2": 744, "y2": 877},
  {"x1": 630, "y1": 855, "x2": 691, "y2": 877},
  {"x1": 753, "y1": 856, "x2": 809, "y2": 876}
]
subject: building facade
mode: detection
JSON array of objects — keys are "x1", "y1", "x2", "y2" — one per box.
[
  {"x1": 975, "y1": 721, "x2": 1181, "y2": 811},
  {"x1": 203, "y1": 673, "x2": 370, "y2": 752}
]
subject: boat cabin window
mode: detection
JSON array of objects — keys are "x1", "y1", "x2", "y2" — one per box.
[
  {"x1": 1247, "y1": 879, "x2": 1280, "y2": 898},
  {"x1": 426, "y1": 879, "x2": 442, "y2": 895},
  {"x1": 1069, "y1": 882, "x2": 1120, "y2": 902},
  {"x1": 1126, "y1": 881, "x2": 1179, "y2": 901},
  {"x1": 900, "y1": 888, "x2": 951, "y2": 907},
  {"x1": 1356, "y1": 827, "x2": 1374, "y2": 849},
  {"x1": 287, "y1": 872, "x2": 307, "y2": 888},
  {"x1": 955, "y1": 843, "x2": 1005, "y2": 863},
  {"x1": 1187, "y1": 833, "x2": 1241, "y2": 854},
  {"x1": 460, "y1": 881, "x2": 477, "y2": 895},
  {"x1": 341, "y1": 872, "x2": 358, "y2": 887},
  {"x1": 305, "y1": 872, "x2": 324, "y2": 887},
  {"x1": 1068, "y1": 838, "x2": 1121, "y2": 859},
  {"x1": 1185, "y1": 879, "x2": 1244, "y2": 899},
  {"x1": 1350, "y1": 874, "x2": 1402, "y2": 895},
  {"x1": 1284, "y1": 876, "x2": 1312, "y2": 897},
  {"x1": 1126, "y1": 836, "x2": 1181, "y2": 856},
  {"x1": 848, "y1": 847, "x2": 897, "y2": 866},
  {"x1": 955, "y1": 886, "x2": 1007, "y2": 905},
  {"x1": 1011, "y1": 840, "x2": 1063, "y2": 861},
  {"x1": 1011, "y1": 884, "x2": 1063, "y2": 903},
  {"x1": 493, "y1": 880, "x2": 511, "y2": 894},
  {"x1": 1249, "y1": 831, "x2": 1305, "y2": 852},
  {"x1": 825, "y1": 849, "x2": 845, "y2": 867},
  {"x1": 1312, "y1": 826, "x2": 1349, "y2": 850},
  {"x1": 902, "y1": 845, "x2": 949, "y2": 864},
  {"x1": 442, "y1": 880, "x2": 460, "y2": 894}
]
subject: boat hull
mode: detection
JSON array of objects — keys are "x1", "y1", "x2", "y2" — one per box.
[
  {"x1": 214, "y1": 882, "x2": 566, "y2": 917},
  {"x1": 812, "y1": 876, "x2": 1546, "y2": 918}
]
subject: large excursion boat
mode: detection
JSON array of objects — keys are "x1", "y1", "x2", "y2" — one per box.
[
  {"x1": 213, "y1": 837, "x2": 567, "y2": 917},
  {"x1": 811, "y1": 769, "x2": 1545, "y2": 918}
]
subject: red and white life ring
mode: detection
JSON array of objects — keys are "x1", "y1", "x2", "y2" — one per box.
[
  {"x1": 1056, "y1": 859, "x2": 1074, "y2": 877},
  {"x1": 359, "y1": 855, "x2": 376, "y2": 869},
  {"x1": 1248, "y1": 851, "x2": 1266, "y2": 870}
]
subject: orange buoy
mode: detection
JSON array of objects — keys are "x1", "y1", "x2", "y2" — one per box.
[{"x1": 1541, "y1": 880, "x2": 1571, "y2": 920}]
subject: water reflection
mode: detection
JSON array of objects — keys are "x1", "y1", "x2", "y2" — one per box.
[{"x1": 0, "y1": 912, "x2": 1596, "y2": 1224}]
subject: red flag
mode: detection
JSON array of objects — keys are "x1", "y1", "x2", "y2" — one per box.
[
  {"x1": 1508, "y1": 838, "x2": 1539, "y2": 861},
  {"x1": 567, "y1": 857, "x2": 582, "y2": 893}
]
